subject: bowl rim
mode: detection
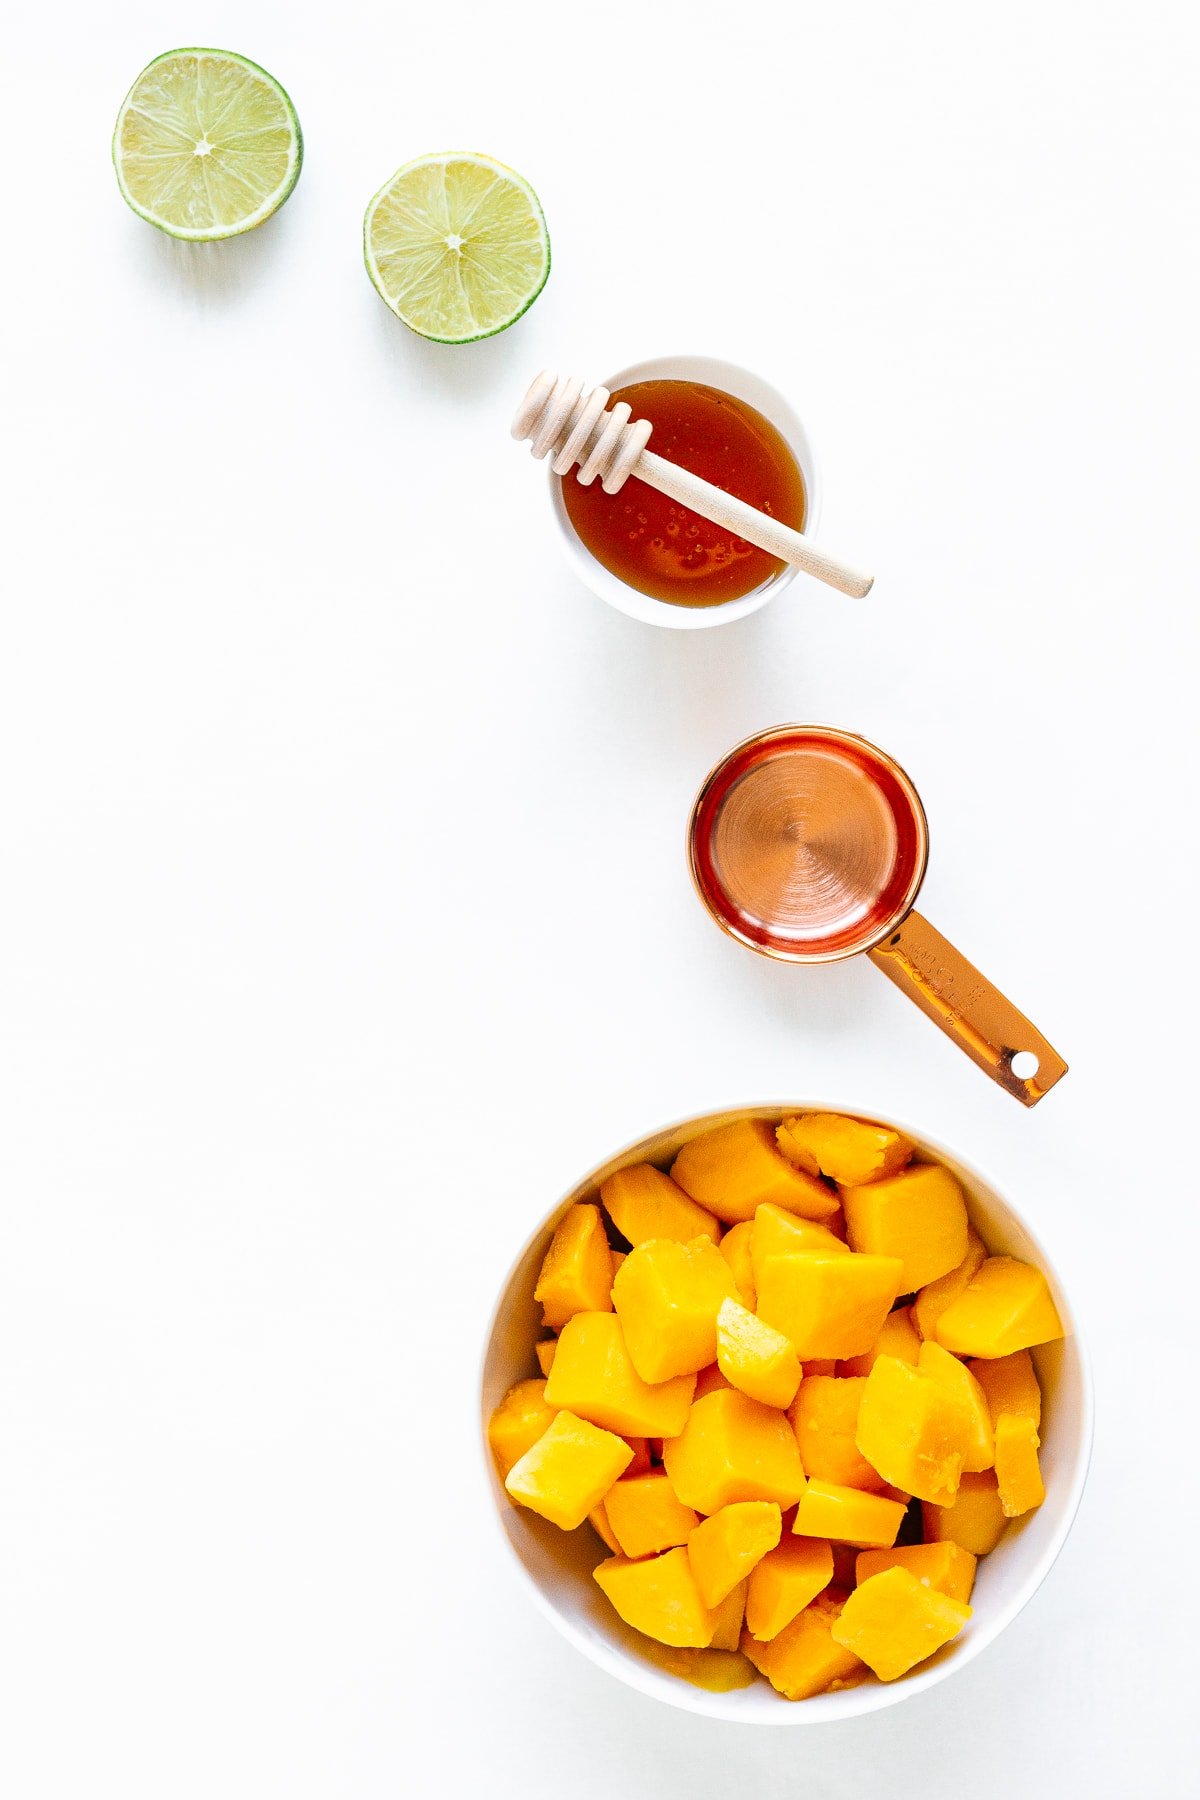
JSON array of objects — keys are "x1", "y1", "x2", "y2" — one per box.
[
  {"x1": 478, "y1": 1100, "x2": 1095, "y2": 1724},
  {"x1": 548, "y1": 353, "x2": 823, "y2": 630}
]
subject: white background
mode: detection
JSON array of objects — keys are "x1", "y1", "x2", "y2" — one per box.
[{"x1": 2, "y1": 1, "x2": 1197, "y2": 1793}]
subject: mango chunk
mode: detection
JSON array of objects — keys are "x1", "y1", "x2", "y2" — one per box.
[
  {"x1": 611, "y1": 1236, "x2": 739, "y2": 1382},
  {"x1": 856, "y1": 1354, "x2": 974, "y2": 1504},
  {"x1": 688, "y1": 1501, "x2": 783, "y2": 1607},
  {"x1": 588, "y1": 1502, "x2": 620, "y2": 1553},
  {"x1": 840, "y1": 1164, "x2": 969, "y2": 1293},
  {"x1": 917, "y1": 1342, "x2": 995, "y2": 1472},
  {"x1": 740, "y1": 1593, "x2": 865, "y2": 1700},
  {"x1": 777, "y1": 1112, "x2": 913, "y2": 1188},
  {"x1": 789, "y1": 1375, "x2": 886, "y2": 1492},
  {"x1": 935, "y1": 1256, "x2": 1064, "y2": 1358},
  {"x1": 663, "y1": 1388, "x2": 808, "y2": 1515},
  {"x1": 670, "y1": 1119, "x2": 840, "y2": 1225},
  {"x1": 693, "y1": 1362, "x2": 734, "y2": 1399},
  {"x1": 487, "y1": 1378, "x2": 557, "y2": 1479},
  {"x1": 756, "y1": 1254, "x2": 904, "y2": 1361},
  {"x1": 792, "y1": 1480, "x2": 906, "y2": 1548},
  {"x1": 594, "y1": 1547, "x2": 718, "y2": 1647},
  {"x1": 840, "y1": 1305, "x2": 922, "y2": 1378},
  {"x1": 923, "y1": 1471, "x2": 1007, "y2": 1555},
  {"x1": 971, "y1": 1348, "x2": 1042, "y2": 1430},
  {"x1": 504, "y1": 1411, "x2": 633, "y2": 1530},
  {"x1": 599, "y1": 1162, "x2": 722, "y2": 1248},
  {"x1": 534, "y1": 1338, "x2": 557, "y2": 1377},
  {"x1": 912, "y1": 1228, "x2": 987, "y2": 1341},
  {"x1": 750, "y1": 1204, "x2": 849, "y2": 1292},
  {"x1": 623, "y1": 1436, "x2": 653, "y2": 1476},
  {"x1": 831, "y1": 1566, "x2": 971, "y2": 1681},
  {"x1": 994, "y1": 1413, "x2": 1045, "y2": 1517},
  {"x1": 829, "y1": 1543, "x2": 861, "y2": 1588},
  {"x1": 604, "y1": 1469, "x2": 700, "y2": 1557},
  {"x1": 716, "y1": 1298, "x2": 802, "y2": 1409},
  {"x1": 533, "y1": 1203, "x2": 615, "y2": 1330},
  {"x1": 545, "y1": 1312, "x2": 695, "y2": 1438},
  {"x1": 709, "y1": 1579, "x2": 749, "y2": 1650},
  {"x1": 745, "y1": 1537, "x2": 834, "y2": 1640},
  {"x1": 855, "y1": 1542, "x2": 977, "y2": 1606},
  {"x1": 718, "y1": 1219, "x2": 757, "y2": 1310}
]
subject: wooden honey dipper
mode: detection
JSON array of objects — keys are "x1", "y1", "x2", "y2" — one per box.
[{"x1": 512, "y1": 370, "x2": 874, "y2": 599}]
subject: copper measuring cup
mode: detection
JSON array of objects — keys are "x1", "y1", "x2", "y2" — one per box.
[{"x1": 687, "y1": 726, "x2": 1067, "y2": 1106}]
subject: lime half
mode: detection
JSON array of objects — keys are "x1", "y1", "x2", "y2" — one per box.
[
  {"x1": 113, "y1": 48, "x2": 302, "y2": 240},
  {"x1": 364, "y1": 153, "x2": 550, "y2": 343}
]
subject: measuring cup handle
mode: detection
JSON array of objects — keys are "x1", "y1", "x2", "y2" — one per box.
[{"x1": 867, "y1": 911, "x2": 1068, "y2": 1106}]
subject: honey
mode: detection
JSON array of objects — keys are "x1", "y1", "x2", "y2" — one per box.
[{"x1": 560, "y1": 379, "x2": 806, "y2": 608}]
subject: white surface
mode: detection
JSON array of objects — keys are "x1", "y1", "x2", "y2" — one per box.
[{"x1": 0, "y1": 2, "x2": 1196, "y2": 1795}]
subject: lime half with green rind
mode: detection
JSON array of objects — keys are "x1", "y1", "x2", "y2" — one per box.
[
  {"x1": 364, "y1": 152, "x2": 550, "y2": 343},
  {"x1": 113, "y1": 48, "x2": 302, "y2": 240}
]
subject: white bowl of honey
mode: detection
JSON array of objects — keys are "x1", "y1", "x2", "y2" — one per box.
[{"x1": 550, "y1": 355, "x2": 822, "y2": 628}]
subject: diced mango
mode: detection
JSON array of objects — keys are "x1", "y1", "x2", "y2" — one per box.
[
  {"x1": 917, "y1": 1342, "x2": 995, "y2": 1472},
  {"x1": 533, "y1": 1203, "x2": 615, "y2": 1330},
  {"x1": 623, "y1": 1436, "x2": 652, "y2": 1476},
  {"x1": 789, "y1": 1375, "x2": 886, "y2": 1492},
  {"x1": 855, "y1": 1542, "x2": 977, "y2": 1606},
  {"x1": 803, "y1": 1359, "x2": 839, "y2": 1378},
  {"x1": 663, "y1": 1388, "x2": 808, "y2": 1515},
  {"x1": 612, "y1": 1237, "x2": 738, "y2": 1382},
  {"x1": 716, "y1": 1298, "x2": 802, "y2": 1408},
  {"x1": 994, "y1": 1413, "x2": 1045, "y2": 1517},
  {"x1": 594, "y1": 1547, "x2": 718, "y2": 1647},
  {"x1": 487, "y1": 1378, "x2": 557, "y2": 1479},
  {"x1": 935, "y1": 1257, "x2": 1064, "y2": 1358},
  {"x1": 740, "y1": 1593, "x2": 865, "y2": 1699},
  {"x1": 688, "y1": 1501, "x2": 783, "y2": 1607},
  {"x1": 840, "y1": 1164, "x2": 969, "y2": 1293},
  {"x1": 912, "y1": 1228, "x2": 987, "y2": 1341},
  {"x1": 599, "y1": 1162, "x2": 722, "y2": 1247},
  {"x1": 791, "y1": 1480, "x2": 906, "y2": 1548},
  {"x1": 603, "y1": 1469, "x2": 700, "y2": 1557},
  {"x1": 670, "y1": 1119, "x2": 840, "y2": 1225},
  {"x1": 750, "y1": 1204, "x2": 849, "y2": 1293},
  {"x1": 830, "y1": 1567, "x2": 971, "y2": 1681},
  {"x1": 504, "y1": 1411, "x2": 633, "y2": 1530},
  {"x1": 544, "y1": 1312, "x2": 695, "y2": 1438},
  {"x1": 777, "y1": 1112, "x2": 913, "y2": 1188},
  {"x1": 534, "y1": 1338, "x2": 557, "y2": 1377},
  {"x1": 840, "y1": 1305, "x2": 922, "y2": 1378},
  {"x1": 709, "y1": 1580, "x2": 749, "y2": 1650},
  {"x1": 756, "y1": 1254, "x2": 904, "y2": 1361},
  {"x1": 588, "y1": 1502, "x2": 620, "y2": 1553},
  {"x1": 855, "y1": 1355, "x2": 972, "y2": 1504},
  {"x1": 745, "y1": 1537, "x2": 834, "y2": 1640},
  {"x1": 923, "y1": 1471, "x2": 1007, "y2": 1555},
  {"x1": 972, "y1": 1348, "x2": 1042, "y2": 1430},
  {"x1": 693, "y1": 1363, "x2": 734, "y2": 1399},
  {"x1": 829, "y1": 1543, "x2": 861, "y2": 1588},
  {"x1": 718, "y1": 1219, "x2": 757, "y2": 1309}
]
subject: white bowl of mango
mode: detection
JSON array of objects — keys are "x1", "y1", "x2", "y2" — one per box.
[{"x1": 480, "y1": 1105, "x2": 1092, "y2": 1720}]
